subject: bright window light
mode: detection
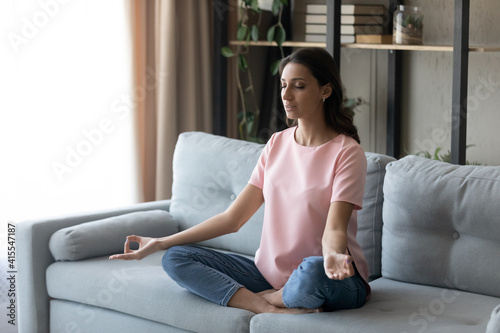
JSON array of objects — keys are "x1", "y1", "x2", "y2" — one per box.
[{"x1": 0, "y1": 0, "x2": 138, "y2": 224}]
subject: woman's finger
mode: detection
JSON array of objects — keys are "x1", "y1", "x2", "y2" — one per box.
[{"x1": 124, "y1": 238, "x2": 131, "y2": 253}]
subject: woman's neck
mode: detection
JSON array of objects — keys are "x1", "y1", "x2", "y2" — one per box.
[{"x1": 295, "y1": 120, "x2": 338, "y2": 147}]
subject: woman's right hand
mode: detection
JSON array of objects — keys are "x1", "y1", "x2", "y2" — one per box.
[{"x1": 109, "y1": 235, "x2": 159, "y2": 261}]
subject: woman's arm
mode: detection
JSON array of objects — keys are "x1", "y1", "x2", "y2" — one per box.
[
  {"x1": 109, "y1": 184, "x2": 264, "y2": 260},
  {"x1": 322, "y1": 201, "x2": 355, "y2": 280}
]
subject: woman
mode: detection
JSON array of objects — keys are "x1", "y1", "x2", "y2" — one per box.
[{"x1": 110, "y1": 47, "x2": 370, "y2": 314}]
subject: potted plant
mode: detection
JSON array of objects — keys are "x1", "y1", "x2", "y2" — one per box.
[{"x1": 221, "y1": 0, "x2": 288, "y2": 142}]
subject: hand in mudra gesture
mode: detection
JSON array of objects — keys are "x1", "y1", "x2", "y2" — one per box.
[
  {"x1": 324, "y1": 252, "x2": 355, "y2": 280},
  {"x1": 109, "y1": 235, "x2": 158, "y2": 261}
]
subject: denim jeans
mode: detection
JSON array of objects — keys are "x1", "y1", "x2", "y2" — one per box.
[{"x1": 162, "y1": 245, "x2": 367, "y2": 311}]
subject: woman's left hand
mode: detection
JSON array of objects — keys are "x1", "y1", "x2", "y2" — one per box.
[{"x1": 323, "y1": 253, "x2": 355, "y2": 280}]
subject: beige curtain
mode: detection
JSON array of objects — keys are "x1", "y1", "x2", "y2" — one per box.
[{"x1": 128, "y1": 0, "x2": 213, "y2": 201}]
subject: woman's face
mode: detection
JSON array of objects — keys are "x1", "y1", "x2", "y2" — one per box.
[{"x1": 280, "y1": 62, "x2": 330, "y2": 122}]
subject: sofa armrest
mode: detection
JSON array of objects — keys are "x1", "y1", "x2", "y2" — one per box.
[
  {"x1": 487, "y1": 304, "x2": 500, "y2": 333},
  {"x1": 17, "y1": 200, "x2": 171, "y2": 333}
]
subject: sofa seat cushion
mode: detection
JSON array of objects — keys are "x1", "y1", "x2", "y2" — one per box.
[
  {"x1": 46, "y1": 251, "x2": 254, "y2": 333},
  {"x1": 250, "y1": 278, "x2": 500, "y2": 333},
  {"x1": 50, "y1": 299, "x2": 192, "y2": 333}
]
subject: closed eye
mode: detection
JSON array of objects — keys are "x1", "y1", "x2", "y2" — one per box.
[{"x1": 281, "y1": 85, "x2": 304, "y2": 89}]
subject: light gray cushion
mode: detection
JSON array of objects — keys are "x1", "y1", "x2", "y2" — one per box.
[
  {"x1": 47, "y1": 251, "x2": 254, "y2": 333},
  {"x1": 250, "y1": 278, "x2": 499, "y2": 333},
  {"x1": 169, "y1": 132, "x2": 265, "y2": 256},
  {"x1": 356, "y1": 152, "x2": 396, "y2": 281},
  {"x1": 487, "y1": 304, "x2": 500, "y2": 333},
  {"x1": 50, "y1": 299, "x2": 191, "y2": 333},
  {"x1": 382, "y1": 156, "x2": 500, "y2": 297},
  {"x1": 49, "y1": 210, "x2": 178, "y2": 261}
]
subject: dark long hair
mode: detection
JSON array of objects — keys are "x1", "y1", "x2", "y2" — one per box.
[{"x1": 279, "y1": 47, "x2": 360, "y2": 144}]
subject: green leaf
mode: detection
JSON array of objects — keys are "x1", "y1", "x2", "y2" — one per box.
[
  {"x1": 250, "y1": 0, "x2": 260, "y2": 12},
  {"x1": 275, "y1": 26, "x2": 286, "y2": 46},
  {"x1": 279, "y1": 0, "x2": 288, "y2": 5},
  {"x1": 415, "y1": 15, "x2": 424, "y2": 29},
  {"x1": 220, "y1": 47, "x2": 235, "y2": 58},
  {"x1": 433, "y1": 147, "x2": 442, "y2": 160},
  {"x1": 237, "y1": 112, "x2": 255, "y2": 136},
  {"x1": 251, "y1": 25, "x2": 259, "y2": 42},
  {"x1": 248, "y1": 137, "x2": 264, "y2": 143},
  {"x1": 403, "y1": 15, "x2": 412, "y2": 27},
  {"x1": 237, "y1": 26, "x2": 248, "y2": 41},
  {"x1": 270, "y1": 59, "x2": 281, "y2": 76},
  {"x1": 267, "y1": 25, "x2": 276, "y2": 43},
  {"x1": 271, "y1": 0, "x2": 281, "y2": 15},
  {"x1": 238, "y1": 54, "x2": 248, "y2": 71}
]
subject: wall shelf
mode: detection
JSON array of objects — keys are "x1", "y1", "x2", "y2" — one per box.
[
  {"x1": 229, "y1": 40, "x2": 325, "y2": 48},
  {"x1": 343, "y1": 44, "x2": 500, "y2": 53},
  {"x1": 229, "y1": 40, "x2": 500, "y2": 53}
]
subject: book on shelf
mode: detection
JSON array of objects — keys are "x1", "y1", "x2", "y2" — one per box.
[
  {"x1": 341, "y1": 15, "x2": 383, "y2": 25},
  {"x1": 305, "y1": 13, "x2": 384, "y2": 25},
  {"x1": 304, "y1": 3, "x2": 387, "y2": 44},
  {"x1": 305, "y1": 14, "x2": 327, "y2": 24},
  {"x1": 305, "y1": 24, "x2": 326, "y2": 34},
  {"x1": 305, "y1": 34, "x2": 355, "y2": 44},
  {"x1": 356, "y1": 34, "x2": 393, "y2": 44},
  {"x1": 340, "y1": 24, "x2": 384, "y2": 35},
  {"x1": 340, "y1": 4, "x2": 385, "y2": 15},
  {"x1": 306, "y1": 4, "x2": 385, "y2": 16},
  {"x1": 305, "y1": 23, "x2": 384, "y2": 35}
]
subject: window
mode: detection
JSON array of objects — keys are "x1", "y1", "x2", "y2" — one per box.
[{"x1": 0, "y1": 0, "x2": 138, "y2": 224}]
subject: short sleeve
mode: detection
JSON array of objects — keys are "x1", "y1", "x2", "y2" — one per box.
[
  {"x1": 248, "y1": 133, "x2": 276, "y2": 189},
  {"x1": 330, "y1": 144, "x2": 367, "y2": 210}
]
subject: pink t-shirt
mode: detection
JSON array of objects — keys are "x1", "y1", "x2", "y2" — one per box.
[{"x1": 249, "y1": 127, "x2": 369, "y2": 289}]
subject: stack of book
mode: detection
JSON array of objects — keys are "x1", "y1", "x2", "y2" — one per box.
[{"x1": 305, "y1": 4, "x2": 391, "y2": 44}]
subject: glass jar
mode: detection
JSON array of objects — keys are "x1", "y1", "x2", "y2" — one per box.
[{"x1": 393, "y1": 5, "x2": 423, "y2": 45}]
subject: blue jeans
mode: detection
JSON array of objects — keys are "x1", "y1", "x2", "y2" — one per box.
[{"x1": 162, "y1": 245, "x2": 368, "y2": 311}]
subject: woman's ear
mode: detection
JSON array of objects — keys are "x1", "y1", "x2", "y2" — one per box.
[{"x1": 323, "y1": 83, "x2": 333, "y2": 99}]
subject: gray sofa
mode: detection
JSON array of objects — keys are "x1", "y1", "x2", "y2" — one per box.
[{"x1": 18, "y1": 131, "x2": 500, "y2": 333}]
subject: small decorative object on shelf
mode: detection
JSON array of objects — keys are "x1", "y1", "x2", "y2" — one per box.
[{"x1": 393, "y1": 5, "x2": 423, "y2": 45}]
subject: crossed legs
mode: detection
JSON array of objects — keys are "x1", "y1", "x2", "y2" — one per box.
[{"x1": 162, "y1": 245, "x2": 365, "y2": 314}]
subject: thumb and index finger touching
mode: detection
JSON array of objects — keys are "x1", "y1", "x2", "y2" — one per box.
[{"x1": 109, "y1": 235, "x2": 141, "y2": 260}]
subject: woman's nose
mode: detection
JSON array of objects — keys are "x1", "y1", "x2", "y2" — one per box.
[{"x1": 282, "y1": 87, "x2": 291, "y2": 100}]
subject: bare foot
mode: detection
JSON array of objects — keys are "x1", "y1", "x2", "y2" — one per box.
[
  {"x1": 257, "y1": 289, "x2": 276, "y2": 297},
  {"x1": 260, "y1": 288, "x2": 285, "y2": 308},
  {"x1": 228, "y1": 288, "x2": 321, "y2": 314},
  {"x1": 259, "y1": 289, "x2": 324, "y2": 314}
]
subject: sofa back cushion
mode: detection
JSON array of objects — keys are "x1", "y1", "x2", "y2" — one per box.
[
  {"x1": 357, "y1": 153, "x2": 396, "y2": 281},
  {"x1": 169, "y1": 132, "x2": 265, "y2": 256},
  {"x1": 382, "y1": 155, "x2": 500, "y2": 297}
]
